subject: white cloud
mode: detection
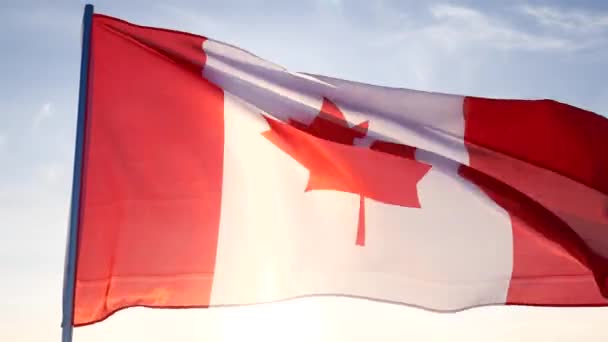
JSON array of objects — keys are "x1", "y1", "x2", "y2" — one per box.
[
  {"x1": 425, "y1": 4, "x2": 574, "y2": 51},
  {"x1": 317, "y1": 0, "x2": 342, "y2": 7},
  {"x1": 33, "y1": 102, "x2": 53, "y2": 129},
  {"x1": 0, "y1": 134, "x2": 5, "y2": 150},
  {"x1": 521, "y1": 5, "x2": 608, "y2": 33},
  {"x1": 374, "y1": 4, "x2": 582, "y2": 52}
]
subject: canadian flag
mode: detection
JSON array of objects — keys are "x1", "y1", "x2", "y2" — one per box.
[{"x1": 72, "y1": 14, "x2": 608, "y2": 326}]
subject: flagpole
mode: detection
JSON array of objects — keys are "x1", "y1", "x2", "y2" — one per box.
[{"x1": 61, "y1": 4, "x2": 94, "y2": 342}]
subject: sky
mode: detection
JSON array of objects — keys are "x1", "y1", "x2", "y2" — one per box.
[{"x1": 1, "y1": 0, "x2": 608, "y2": 341}]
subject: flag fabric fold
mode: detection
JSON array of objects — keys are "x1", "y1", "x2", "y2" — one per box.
[{"x1": 72, "y1": 14, "x2": 608, "y2": 326}]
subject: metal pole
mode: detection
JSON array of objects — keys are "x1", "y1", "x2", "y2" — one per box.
[{"x1": 61, "y1": 4, "x2": 94, "y2": 342}]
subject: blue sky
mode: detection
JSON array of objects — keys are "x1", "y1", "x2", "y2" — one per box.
[{"x1": 1, "y1": 0, "x2": 607, "y2": 341}]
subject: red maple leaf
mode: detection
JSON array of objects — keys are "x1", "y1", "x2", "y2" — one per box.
[{"x1": 262, "y1": 98, "x2": 431, "y2": 246}]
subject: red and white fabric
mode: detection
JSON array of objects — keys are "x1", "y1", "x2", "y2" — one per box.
[{"x1": 72, "y1": 14, "x2": 608, "y2": 326}]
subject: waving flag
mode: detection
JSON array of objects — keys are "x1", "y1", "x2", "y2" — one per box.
[{"x1": 67, "y1": 12, "x2": 608, "y2": 328}]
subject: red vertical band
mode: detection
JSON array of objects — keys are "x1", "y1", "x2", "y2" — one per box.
[
  {"x1": 462, "y1": 96, "x2": 608, "y2": 305},
  {"x1": 74, "y1": 15, "x2": 224, "y2": 326}
]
